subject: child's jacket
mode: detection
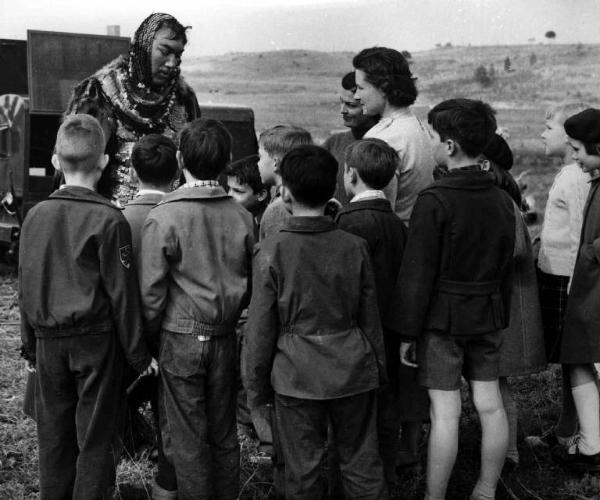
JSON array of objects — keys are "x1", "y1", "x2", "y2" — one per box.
[
  {"x1": 123, "y1": 192, "x2": 164, "y2": 255},
  {"x1": 561, "y1": 177, "x2": 600, "y2": 363},
  {"x1": 140, "y1": 185, "x2": 254, "y2": 337},
  {"x1": 390, "y1": 168, "x2": 515, "y2": 339},
  {"x1": 245, "y1": 216, "x2": 387, "y2": 409},
  {"x1": 19, "y1": 186, "x2": 150, "y2": 372}
]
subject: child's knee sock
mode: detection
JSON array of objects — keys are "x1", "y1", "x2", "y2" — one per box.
[
  {"x1": 499, "y1": 379, "x2": 519, "y2": 463},
  {"x1": 470, "y1": 479, "x2": 495, "y2": 500},
  {"x1": 572, "y1": 381, "x2": 600, "y2": 455}
]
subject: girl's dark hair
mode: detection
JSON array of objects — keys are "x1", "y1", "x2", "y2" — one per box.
[
  {"x1": 353, "y1": 47, "x2": 417, "y2": 107},
  {"x1": 179, "y1": 118, "x2": 232, "y2": 180},
  {"x1": 487, "y1": 162, "x2": 522, "y2": 208}
]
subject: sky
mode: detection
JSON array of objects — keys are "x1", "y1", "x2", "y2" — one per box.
[{"x1": 1, "y1": 0, "x2": 599, "y2": 57}]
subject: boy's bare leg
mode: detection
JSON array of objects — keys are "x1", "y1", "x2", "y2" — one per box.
[
  {"x1": 470, "y1": 380, "x2": 508, "y2": 500},
  {"x1": 425, "y1": 388, "x2": 461, "y2": 500},
  {"x1": 498, "y1": 377, "x2": 518, "y2": 464},
  {"x1": 556, "y1": 364, "x2": 578, "y2": 438},
  {"x1": 570, "y1": 364, "x2": 600, "y2": 455}
]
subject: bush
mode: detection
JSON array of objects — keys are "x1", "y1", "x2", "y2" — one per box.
[{"x1": 474, "y1": 65, "x2": 492, "y2": 86}]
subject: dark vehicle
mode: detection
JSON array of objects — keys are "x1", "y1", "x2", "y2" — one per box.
[{"x1": 0, "y1": 30, "x2": 258, "y2": 263}]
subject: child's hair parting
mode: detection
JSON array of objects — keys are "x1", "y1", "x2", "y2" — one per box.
[
  {"x1": 224, "y1": 154, "x2": 266, "y2": 195},
  {"x1": 179, "y1": 118, "x2": 232, "y2": 180},
  {"x1": 55, "y1": 114, "x2": 105, "y2": 172},
  {"x1": 564, "y1": 108, "x2": 600, "y2": 156},
  {"x1": 352, "y1": 47, "x2": 417, "y2": 107},
  {"x1": 258, "y1": 125, "x2": 313, "y2": 159},
  {"x1": 345, "y1": 138, "x2": 398, "y2": 190},
  {"x1": 428, "y1": 98, "x2": 497, "y2": 158},
  {"x1": 280, "y1": 145, "x2": 337, "y2": 208},
  {"x1": 341, "y1": 72, "x2": 356, "y2": 92},
  {"x1": 545, "y1": 102, "x2": 590, "y2": 125},
  {"x1": 482, "y1": 134, "x2": 522, "y2": 207},
  {"x1": 131, "y1": 134, "x2": 178, "y2": 185}
]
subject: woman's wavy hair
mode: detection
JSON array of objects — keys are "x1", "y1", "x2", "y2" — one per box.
[{"x1": 353, "y1": 47, "x2": 417, "y2": 107}]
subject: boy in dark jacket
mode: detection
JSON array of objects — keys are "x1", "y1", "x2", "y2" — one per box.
[
  {"x1": 139, "y1": 118, "x2": 254, "y2": 500},
  {"x1": 246, "y1": 145, "x2": 388, "y2": 499},
  {"x1": 394, "y1": 99, "x2": 515, "y2": 500},
  {"x1": 336, "y1": 137, "x2": 428, "y2": 487},
  {"x1": 19, "y1": 114, "x2": 156, "y2": 500},
  {"x1": 122, "y1": 133, "x2": 179, "y2": 500}
]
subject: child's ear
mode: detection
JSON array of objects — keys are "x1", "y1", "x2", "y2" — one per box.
[
  {"x1": 281, "y1": 185, "x2": 292, "y2": 204},
  {"x1": 348, "y1": 166, "x2": 358, "y2": 185},
  {"x1": 130, "y1": 167, "x2": 139, "y2": 184},
  {"x1": 480, "y1": 159, "x2": 491, "y2": 172},
  {"x1": 446, "y1": 139, "x2": 458, "y2": 156},
  {"x1": 273, "y1": 156, "x2": 281, "y2": 174},
  {"x1": 51, "y1": 154, "x2": 61, "y2": 172},
  {"x1": 98, "y1": 154, "x2": 109, "y2": 171}
]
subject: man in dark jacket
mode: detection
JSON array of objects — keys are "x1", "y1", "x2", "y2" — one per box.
[{"x1": 392, "y1": 99, "x2": 515, "y2": 500}]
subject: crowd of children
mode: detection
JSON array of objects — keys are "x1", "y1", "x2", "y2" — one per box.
[{"x1": 17, "y1": 44, "x2": 600, "y2": 500}]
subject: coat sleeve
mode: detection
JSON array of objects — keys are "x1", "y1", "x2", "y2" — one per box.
[
  {"x1": 99, "y1": 217, "x2": 151, "y2": 373},
  {"x1": 18, "y1": 260, "x2": 36, "y2": 363},
  {"x1": 245, "y1": 246, "x2": 279, "y2": 409},
  {"x1": 386, "y1": 192, "x2": 445, "y2": 340},
  {"x1": 139, "y1": 214, "x2": 177, "y2": 339},
  {"x1": 356, "y1": 242, "x2": 388, "y2": 386}
]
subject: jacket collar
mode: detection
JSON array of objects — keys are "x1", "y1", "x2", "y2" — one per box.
[
  {"x1": 49, "y1": 185, "x2": 119, "y2": 210},
  {"x1": 126, "y1": 192, "x2": 164, "y2": 206},
  {"x1": 433, "y1": 167, "x2": 493, "y2": 191},
  {"x1": 281, "y1": 216, "x2": 336, "y2": 233},
  {"x1": 338, "y1": 198, "x2": 393, "y2": 216},
  {"x1": 159, "y1": 185, "x2": 230, "y2": 204}
]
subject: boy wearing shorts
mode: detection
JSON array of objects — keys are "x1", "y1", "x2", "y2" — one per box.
[{"x1": 396, "y1": 99, "x2": 515, "y2": 500}]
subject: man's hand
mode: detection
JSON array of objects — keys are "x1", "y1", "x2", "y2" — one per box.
[
  {"x1": 400, "y1": 341, "x2": 418, "y2": 368},
  {"x1": 141, "y1": 357, "x2": 159, "y2": 377},
  {"x1": 25, "y1": 360, "x2": 36, "y2": 373}
]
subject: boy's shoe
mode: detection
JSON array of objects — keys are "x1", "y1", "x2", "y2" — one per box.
[
  {"x1": 552, "y1": 442, "x2": 600, "y2": 473},
  {"x1": 525, "y1": 429, "x2": 578, "y2": 449}
]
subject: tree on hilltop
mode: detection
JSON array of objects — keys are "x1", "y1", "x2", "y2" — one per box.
[{"x1": 545, "y1": 30, "x2": 556, "y2": 41}]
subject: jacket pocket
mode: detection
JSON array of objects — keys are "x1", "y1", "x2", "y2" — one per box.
[{"x1": 159, "y1": 332, "x2": 203, "y2": 377}]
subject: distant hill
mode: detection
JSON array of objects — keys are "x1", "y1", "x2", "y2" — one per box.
[{"x1": 182, "y1": 44, "x2": 600, "y2": 142}]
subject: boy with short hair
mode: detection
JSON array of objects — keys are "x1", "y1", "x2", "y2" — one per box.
[
  {"x1": 123, "y1": 133, "x2": 179, "y2": 500},
  {"x1": 140, "y1": 118, "x2": 254, "y2": 500},
  {"x1": 225, "y1": 154, "x2": 269, "y2": 239},
  {"x1": 394, "y1": 99, "x2": 515, "y2": 500},
  {"x1": 19, "y1": 114, "x2": 155, "y2": 499},
  {"x1": 256, "y1": 125, "x2": 313, "y2": 240},
  {"x1": 246, "y1": 144, "x2": 388, "y2": 498},
  {"x1": 336, "y1": 137, "x2": 428, "y2": 487}
]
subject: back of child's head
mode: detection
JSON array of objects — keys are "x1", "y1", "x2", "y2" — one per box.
[
  {"x1": 280, "y1": 145, "x2": 337, "y2": 207},
  {"x1": 225, "y1": 154, "x2": 265, "y2": 194},
  {"x1": 352, "y1": 47, "x2": 417, "y2": 107},
  {"x1": 55, "y1": 114, "x2": 105, "y2": 172},
  {"x1": 258, "y1": 125, "x2": 313, "y2": 159},
  {"x1": 341, "y1": 71, "x2": 356, "y2": 92},
  {"x1": 179, "y1": 118, "x2": 232, "y2": 179},
  {"x1": 131, "y1": 134, "x2": 178, "y2": 185},
  {"x1": 482, "y1": 134, "x2": 522, "y2": 206},
  {"x1": 428, "y1": 99, "x2": 497, "y2": 158},
  {"x1": 345, "y1": 138, "x2": 398, "y2": 189},
  {"x1": 546, "y1": 102, "x2": 590, "y2": 126},
  {"x1": 564, "y1": 108, "x2": 600, "y2": 155}
]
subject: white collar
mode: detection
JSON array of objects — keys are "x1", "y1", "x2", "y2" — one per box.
[
  {"x1": 351, "y1": 190, "x2": 387, "y2": 202},
  {"x1": 137, "y1": 189, "x2": 166, "y2": 197}
]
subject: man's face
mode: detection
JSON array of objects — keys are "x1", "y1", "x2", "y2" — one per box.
[
  {"x1": 568, "y1": 138, "x2": 600, "y2": 173},
  {"x1": 354, "y1": 69, "x2": 386, "y2": 116},
  {"x1": 339, "y1": 89, "x2": 365, "y2": 129},
  {"x1": 151, "y1": 27, "x2": 185, "y2": 87}
]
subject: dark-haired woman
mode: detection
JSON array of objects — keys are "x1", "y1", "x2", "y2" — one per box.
[
  {"x1": 66, "y1": 12, "x2": 200, "y2": 204},
  {"x1": 353, "y1": 46, "x2": 434, "y2": 486},
  {"x1": 353, "y1": 47, "x2": 435, "y2": 225}
]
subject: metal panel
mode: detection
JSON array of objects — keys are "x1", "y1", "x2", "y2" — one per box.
[
  {"x1": 0, "y1": 39, "x2": 28, "y2": 96},
  {"x1": 27, "y1": 30, "x2": 129, "y2": 114},
  {"x1": 199, "y1": 104, "x2": 258, "y2": 160}
]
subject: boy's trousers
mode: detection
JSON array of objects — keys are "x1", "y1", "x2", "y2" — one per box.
[
  {"x1": 160, "y1": 331, "x2": 239, "y2": 500},
  {"x1": 274, "y1": 390, "x2": 387, "y2": 500},
  {"x1": 35, "y1": 332, "x2": 124, "y2": 500}
]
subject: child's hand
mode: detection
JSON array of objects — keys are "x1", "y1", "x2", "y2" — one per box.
[
  {"x1": 400, "y1": 342, "x2": 418, "y2": 368},
  {"x1": 142, "y1": 358, "x2": 159, "y2": 377},
  {"x1": 24, "y1": 360, "x2": 36, "y2": 373}
]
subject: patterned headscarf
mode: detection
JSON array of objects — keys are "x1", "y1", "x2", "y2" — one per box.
[{"x1": 128, "y1": 13, "x2": 184, "y2": 87}]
